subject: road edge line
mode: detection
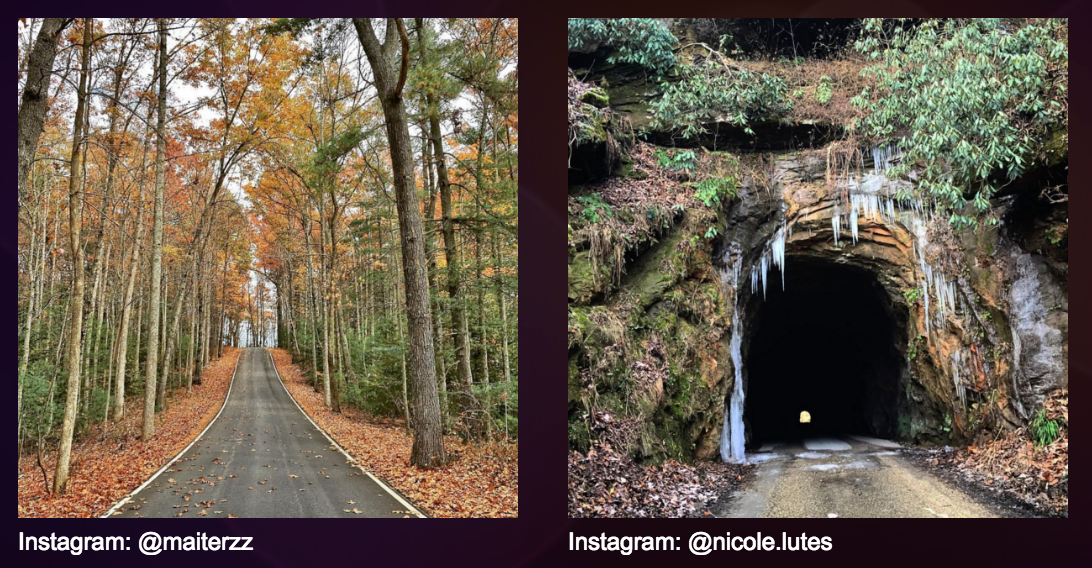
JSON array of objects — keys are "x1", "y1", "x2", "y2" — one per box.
[
  {"x1": 100, "y1": 348, "x2": 243, "y2": 518},
  {"x1": 264, "y1": 348, "x2": 428, "y2": 519}
]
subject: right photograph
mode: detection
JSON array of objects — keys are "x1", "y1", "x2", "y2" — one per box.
[{"x1": 568, "y1": 18, "x2": 1068, "y2": 518}]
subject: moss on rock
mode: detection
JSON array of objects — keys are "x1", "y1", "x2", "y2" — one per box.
[{"x1": 580, "y1": 87, "x2": 610, "y2": 108}]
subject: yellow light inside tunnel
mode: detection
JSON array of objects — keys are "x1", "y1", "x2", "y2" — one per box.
[{"x1": 800, "y1": 410, "x2": 811, "y2": 423}]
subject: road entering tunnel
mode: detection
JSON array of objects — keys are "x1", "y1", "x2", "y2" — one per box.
[{"x1": 742, "y1": 257, "x2": 906, "y2": 446}]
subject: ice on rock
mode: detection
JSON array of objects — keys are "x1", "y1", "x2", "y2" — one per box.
[
  {"x1": 871, "y1": 143, "x2": 900, "y2": 174},
  {"x1": 832, "y1": 204, "x2": 841, "y2": 245},
  {"x1": 951, "y1": 349, "x2": 967, "y2": 406},
  {"x1": 720, "y1": 246, "x2": 747, "y2": 464},
  {"x1": 922, "y1": 278, "x2": 930, "y2": 335},
  {"x1": 749, "y1": 223, "x2": 788, "y2": 300}
]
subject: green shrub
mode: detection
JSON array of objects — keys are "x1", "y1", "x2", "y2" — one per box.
[
  {"x1": 691, "y1": 177, "x2": 737, "y2": 207},
  {"x1": 651, "y1": 58, "x2": 791, "y2": 138},
  {"x1": 577, "y1": 194, "x2": 613, "y2": 223},
  {"x1": 814, "y1": 75, "x2": 832, "y2": 104},
  {"x1": 471, "y1": 380, "x2": 519, "y2": 439},
  {"x1": 1029, "y1": 408, "x2": 1061, "y2": 446},
  {"x1": 852, "y1": 18, "x2": 1068, "y2": 228},
  {"x1": 654, "y1": 148, "x2": 696, "y2": 172},
  {"x1": 568, "y1": 18, "x2": 677, "y2": 75}
]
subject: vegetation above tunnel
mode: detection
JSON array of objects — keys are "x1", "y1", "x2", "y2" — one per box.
[{"x1": 569, "y1": 17, "x2": 1068, "y2": 228}]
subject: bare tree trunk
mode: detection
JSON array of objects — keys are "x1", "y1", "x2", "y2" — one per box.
[
  {"x1": 186, "y1": 284, "x2": 198, "y2": 392},
  {"x1": 18, "y1": 18, "x2": 70, "y2": 213},
  {"x1": 398, "y1": 305, "x2": 410, "y2": 432},
  {"x1": 114, "y1": 203, "x2": 144, "y2": 421},
  {"x1": 476, "y1": 228, "x2": 489, "y2": 387},
  {"x1": 19, "y1": 204, "x2": 43, "y2": 461},
  {"x1": 417, "y1": 21, "x2": 473, "y2": 405},
  {"x1": 420, "y1": 115, "x2": 448, "y2": 422},
  {"x1": 355, "y1": 18, "x2": 446, "y2": 467},
  {"x1": 304, "y1": 218, "x2": 320, "y2": 389},
  {"x1": 321, "y1": 217, "x2": 333, "y2": 408},
  {"x1": 473, "y1": 103, "x2": 491, "y2": 393},
  {"x1": 200, "y1": 276, "x2": 212, "y2": 372},
  {"x1": 494, "y1": 233, "x2": 512, "y2": 438},
  {"x1": 143, "y1": 19, "x2": 168, "y2": 441},
  {"x1": 53, "y1": 19, "x2": 92, "y2": 495}
]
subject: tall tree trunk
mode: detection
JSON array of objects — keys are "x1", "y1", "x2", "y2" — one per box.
[
  {"x1": 494, "y1": 233, "x2": 512, "y2": 437},
  {"x1": 418, "y1": 24, "x2": 473, "y2": 401},
  {"x1": 304, "y1": 218, "x2": 320, "y2": 389},
  {"x1": 474, "y1": 102, "x2": 491, "y2": 391},
  {"x1": 186, "y1": 283, "x2": 198, "y2": 392},
  {"x1": 18, "y1": 18, "x2": 70, "y2": 213},
  {"x1": 320, "y1": 216, "x2": 333, "y2": 407},
  {"x1": 18, "y1": 221, "x2": 36, "y2": 460},
  {"x1": 355, "y1": 18, "x2": 446, "y2": 467},
  {"x1": 421, "y1": 123, "x2": 448, "y2": 420},
  {"x1": 53, "y1": 19, "x2": 92, "y2": 495},
  {"x1": 114, "y1": 202, "x2": 144, "y2": 421},
  {"x1": 143, "y1": 19, "x2": 168, "y2": 440},
  {"x1": 201, "y1": 276, "x2": 212, "y2": 371}
]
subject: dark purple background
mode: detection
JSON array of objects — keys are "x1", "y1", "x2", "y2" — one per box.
[{"x1": 9, "y1": 4, "x2": 1084, "y2": 565}]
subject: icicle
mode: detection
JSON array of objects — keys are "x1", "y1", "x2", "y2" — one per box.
[
  {"x1": 772, "y1": 225, "x2": 786, "y2": 291},
  {"x1": 850, "y1": 205, "x2": 859, "y2": 244},
  {"x1": 721, "y1": 249, "x2": 747, "y2": 464},
  {"x1": 760, "y1": 255, "x2": 768, "y2": 300},
  {"x1": 832, "y1": 205, "x2": 841, "y2": 245},
  {"x1": 951, "y1": 350, "x2": 966, "y2": 406},
  {"x1": 719, "y1": 406, "x2": 731, "y2": 462},
  {"x1": 871, "y1": 143, "x2": 900, "y2": 174},
  {"x1": 922, "y1": 278, "x2": 930, "y2": 335}
]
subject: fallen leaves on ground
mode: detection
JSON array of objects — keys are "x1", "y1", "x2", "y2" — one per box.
[
  {"x1": 919, "y1": 389, "x2": 1068, "y2": 517},
  {"x1": 17, "y1": 348, "x2": 242, "y2": 518},
  {"x1": 568, "y1": 443, "x2": 746, "y2": 518},
  {"x1": 270, "y1": 349, "x2": 517, "y2": 518}
]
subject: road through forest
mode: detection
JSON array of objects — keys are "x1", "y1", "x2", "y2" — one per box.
[{"x1": 112, "y1": 348, "x2": 420, "y2": 518}]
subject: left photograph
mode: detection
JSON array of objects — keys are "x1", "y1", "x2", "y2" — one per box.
[{"x1": 18, "y1": 18, "x2": 518, "y2": 518}]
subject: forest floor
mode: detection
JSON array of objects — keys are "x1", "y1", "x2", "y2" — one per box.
[
  {"x1": 568, "y1": 443, "x2": 750, "y2": 518},
  {"x1": 270, "y1": 349, "x2": 518, "y2": 518},
  {"x1": 17, "y1": 347, "x2": 241, "y2": 518},
  {"x1": 904, "y1": 390, "x2": 1068, "y2": 518}
]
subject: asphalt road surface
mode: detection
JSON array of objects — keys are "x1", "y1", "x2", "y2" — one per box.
[
  {"x1": 112, "y1": 348, "x2": 420, "y2": 518},
  {"x1": 713, "y1": 437, "x2": 999, "y2": 518}
]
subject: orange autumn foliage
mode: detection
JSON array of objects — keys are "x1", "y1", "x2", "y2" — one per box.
[{"x1": 17, "y1": 348, "x2": 242, "y2": 518}]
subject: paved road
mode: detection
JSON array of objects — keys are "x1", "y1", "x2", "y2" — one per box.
[
  {"x1": 112, "y1": 348, "x2": 418, "y2": 518},
  {"x1": 713, "y1": 437, "x2": 999, "y2": 518}
]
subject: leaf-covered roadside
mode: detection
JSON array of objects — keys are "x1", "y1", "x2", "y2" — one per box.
[
  {"x1": 911, "y1": 389, "x2": 1068, "y2": 517},
  {"x1": 270, "y1": 349, "x2": 517, "y2": 518},
  {"x1": 568, "y1": 443, "x2": 747, "y2": 518},
  {"x1": 17, "y1": 347, "x2": 242, "y2": 518}
]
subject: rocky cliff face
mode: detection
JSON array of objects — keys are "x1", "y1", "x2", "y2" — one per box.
[{"x1": 568, "y1": 54, "x2": 1068, "y2": 465}]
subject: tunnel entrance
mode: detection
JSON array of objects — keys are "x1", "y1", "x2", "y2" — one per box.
[{"x1": 743, "y1": 257, "x2": 906, "y2": 446}]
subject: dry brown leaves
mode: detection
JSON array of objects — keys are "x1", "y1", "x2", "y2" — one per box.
[
  {"x1": 568, "y1": 141, "x2": 730, "y2": 254},
  {"x1": 568, "y1": 443, "x2": 744, "y2": 518},
  {"x1": 947, "y1": 389, "x2": 1068, "y2": 516},
  {"x1": 270, "y1": 349, "x2": 517, "y2": 518},
  {"x1": 596, "y1": 142, "x2": 692, "y2": 212},
  {"x1": 747, "y1": 56, "x2": 870, "y2": 129},
  {"x1": 17, "y1": 347, "x2": 242, "y2": 518}
]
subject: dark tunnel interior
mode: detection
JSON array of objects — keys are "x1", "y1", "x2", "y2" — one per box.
[{"x1": 743, "y1": 257, "x2": 905, "y2": 445}]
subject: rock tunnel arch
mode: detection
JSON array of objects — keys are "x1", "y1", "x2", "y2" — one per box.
[
  {"x1": 740, "y1": 255, "x2": 909, "y2": 446},
  {"x1": 716, "y1": 155, "x2": 942, "y2": 463}
]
